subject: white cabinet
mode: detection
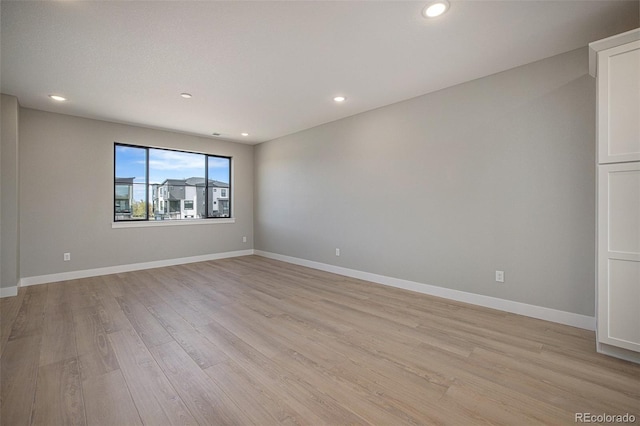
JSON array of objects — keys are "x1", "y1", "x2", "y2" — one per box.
[
  {"x1": 590, "y1": 29, "x2": 640, "y2": 362},
  {"x1": 597, "y1": 163, "x2": 640, "y2": 353}
]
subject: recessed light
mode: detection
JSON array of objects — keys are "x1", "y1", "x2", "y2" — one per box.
[
  {"x1": 180, "y1": 93, "x2": 192, "y2": 99},
  {"x1": 423, "y1": 0, "x2": 449, "y2": 18},
  {"x1": 241, "y1": 132, "x2": 249, "y2": 137},
  {"x1": 333, "y1": 96, "x2": 346, "y2": 103},
  {"x1": 49, "y1": 94, "x2": 67, "y2": 102}
]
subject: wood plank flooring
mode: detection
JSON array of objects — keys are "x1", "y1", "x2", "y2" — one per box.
[{"x1": 1, "y1": 255, "x2": 639, "y2": 425}]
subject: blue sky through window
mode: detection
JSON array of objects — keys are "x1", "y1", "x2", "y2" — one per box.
[{"x1": 115, "y1": 145, "x2": 230, "y2": 202}]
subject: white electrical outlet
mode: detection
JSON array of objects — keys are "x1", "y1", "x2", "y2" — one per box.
[
  {"x1": 242, "y1": 236, "x2": 247, "y2": 243},
  {"x1": 495, "y1": 270, "x2": 505, "y2": 283},
  {"x1": 64, "y1": 252, "x2": 71, "y2": 261},
  {"x1": 335, "y1": 248, "x2": 340, "y2": 256}
]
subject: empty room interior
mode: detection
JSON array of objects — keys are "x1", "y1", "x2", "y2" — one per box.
[{"x1": 1, "y1": 1, "x2": 640, "y2": 425}]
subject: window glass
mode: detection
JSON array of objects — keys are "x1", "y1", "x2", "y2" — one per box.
[
  {"x1": 114, "y1": 143, "x2": 231, "y2": 222},
  {"x1": 115, "y1": 145, "x2": 147, "y2": 220},
  {"x1": 207, "y1": 156, "x2": 231, "y2": 218}
]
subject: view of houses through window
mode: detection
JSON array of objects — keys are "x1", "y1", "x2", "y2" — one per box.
[{"x1": 114, "y1": 143, "x2": 231, "y2": 221}]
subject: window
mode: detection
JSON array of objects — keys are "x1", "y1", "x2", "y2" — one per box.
[
  {"x1": 169, "y1": 200, "x2": 181, "y2": 213},
  {"x1": 114, "y1": 143, "x2": 231, "y2": 222}
]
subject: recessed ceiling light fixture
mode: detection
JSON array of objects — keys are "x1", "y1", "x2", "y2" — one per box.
[
  {"x1": 241, "y1": 132, "x2": 249, "y2": 137},
  {"x1": 180, "y1": 93, "x2": 192, "y2": 99},
  {"x1": 49, "y1": 94, "x2": 67, "y2": 102},
  {"x1": 423, "y1": 0, "x2": 450, "y2": 18},
  {"x1": 333, "y1": 96, "x2": 346, "y2": 103}
]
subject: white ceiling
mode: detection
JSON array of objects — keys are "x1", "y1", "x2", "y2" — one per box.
[{"x1": 1, "y1": 1, "x2": 638, "y2": 144}]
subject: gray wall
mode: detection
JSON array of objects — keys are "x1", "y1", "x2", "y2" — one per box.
[
  {"x1": 1, "y1": 94, "x2": 20, "y2": 289},
  {"x1": 19, "y1": 109, "x2": 253, "y2": 278},
  {"x1": 254, "y1": 47, "x2": 596, "y2": 316}
]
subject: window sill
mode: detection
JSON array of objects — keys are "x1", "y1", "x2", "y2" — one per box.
[{"x1": 112, "y1": 218, "x2": 235, "y2": 229}]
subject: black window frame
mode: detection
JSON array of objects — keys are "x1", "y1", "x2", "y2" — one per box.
[{"x1": 113, "y1": 142, "x2": 232, "y2": 222}]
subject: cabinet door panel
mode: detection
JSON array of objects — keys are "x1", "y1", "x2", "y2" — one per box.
[
  {"x1": 598, "y1": 40, "x2": 640, "y2": 163},
  {"x1": 608, "y1": 169, "x2": 640, "y2": 253},
  {"x1": 607, "y1": 259, "x2": 640, "y2": 346}
]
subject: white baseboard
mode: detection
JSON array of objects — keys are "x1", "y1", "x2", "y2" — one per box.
[
  {"x1": 0, "y1": 286, "x2": 19, "y2": 298},
  {"x1": 19, "y1": 249, "x2": 255, "y2": 288},
  {"x1": 254, "y1": 250, "x2": 596, "y2": 331},
  {"x1": 597, "y1": 341, "x2": 640, "y2": 364},
  {"x1": 14, "y1": 248, "x2": 597, "y2": 332}
]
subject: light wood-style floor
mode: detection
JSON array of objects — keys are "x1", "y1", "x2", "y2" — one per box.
[{"x1": 1, "y1": 255, "x2": 639, "y2": 425}]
